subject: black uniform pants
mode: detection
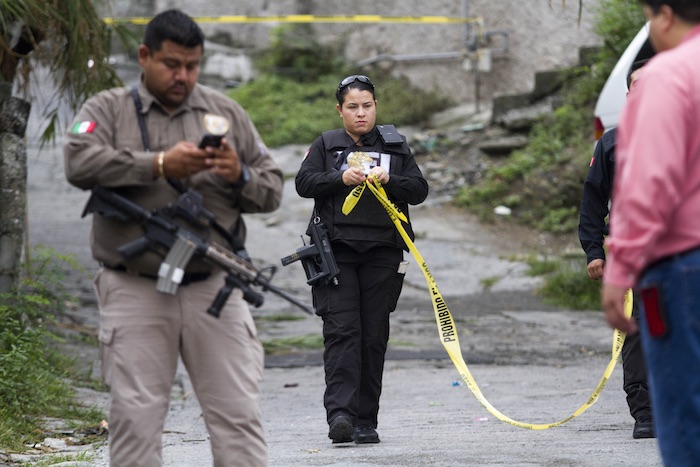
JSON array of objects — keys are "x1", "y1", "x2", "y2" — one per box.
[
  {"x1": 313, "y1": 244, "x2": 404, "y2": 428},
  {"x1": 622, "y1": 293, "x2": 652, "y2": 421}
]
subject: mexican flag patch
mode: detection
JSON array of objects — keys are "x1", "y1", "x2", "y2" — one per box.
[{"x1": 72, "y1": 121, "x2": 96, "y2": 134}]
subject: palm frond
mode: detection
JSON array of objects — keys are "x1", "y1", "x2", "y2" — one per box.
[{"x1": 1, "y1": 0, "x2": 138, "y2": 143}]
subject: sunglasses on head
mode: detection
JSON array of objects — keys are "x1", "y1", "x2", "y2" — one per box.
[{"x1": 336, "y1": 75, "x2": 374, "y2": 98}]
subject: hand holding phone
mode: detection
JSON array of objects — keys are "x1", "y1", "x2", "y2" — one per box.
[{"x1": 199, "y1": 134, "x2": 223, "y2": 149}]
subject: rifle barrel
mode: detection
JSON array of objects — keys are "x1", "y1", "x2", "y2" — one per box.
[{"x1": 207, "y1": 243, "x2": 314, "y2": 315}]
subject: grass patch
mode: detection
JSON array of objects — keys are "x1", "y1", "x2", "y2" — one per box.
[
  {"x1": 479, "y1": 276, "x2": 501, "y2": 290},
  {"x1": 525, "y1": 255, "x2": 601, "y2": 311},
  {"x1": 28, "y1": 450, "x2": 98, "y2": 467},
  {"x1": 539, "y1": 265, "x2": 602, "y2": 311},
  {"x1": 524, "y1": 254, "x2": 560, "y2": 276},
  {"x1": 388, "y1": 338, "x2": 415, "y2": 348},
  {"x1": 0, "y1": 246, "x2": 105, "y2": 453},
  {"x1": 262, "y1": 333, "x2": 324, "y2": 355},
  {"x1": 255, "y1": 313, "x2": 307, "y2": 323}
]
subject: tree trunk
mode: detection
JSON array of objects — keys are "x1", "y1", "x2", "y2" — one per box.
[{"x1": 0, "y1": 82, "x2": 31, "y2": 293}]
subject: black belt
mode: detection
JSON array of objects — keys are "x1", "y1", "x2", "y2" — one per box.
[{"x1": 104, "y1": 264, "x2": 211, "y2": 285}]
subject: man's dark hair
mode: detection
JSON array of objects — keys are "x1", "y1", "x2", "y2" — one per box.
[
  {"x1": 627, "y1": 59, "x2": 650, "y2": 89},
  {"x1": 639, "y1": 0, "x2": 700, "y2": 22},
  {"x1": 143, "y1": 9, "x2": 205, "y2": 52}
]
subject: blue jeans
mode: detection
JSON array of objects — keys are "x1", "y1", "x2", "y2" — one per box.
[{"x1": 638, "y1": 248, "x2": 700, "y2": 466}]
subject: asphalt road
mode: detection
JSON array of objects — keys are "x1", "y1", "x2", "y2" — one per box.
[{"x1": 22, "y1": 125, "x2": 663, "y2": 466}]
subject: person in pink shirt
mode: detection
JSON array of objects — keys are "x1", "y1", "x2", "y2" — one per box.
[{"x1": 602, "y1": 1, "x2": 700, "y2": 464}]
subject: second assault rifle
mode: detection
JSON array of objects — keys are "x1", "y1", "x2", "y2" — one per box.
[
  {"x1": 82, "y1": 185, "x2": 314, "y2": 317},
  {"x1": 281, "y1": 217, "x2": 339, "y2": 287}
]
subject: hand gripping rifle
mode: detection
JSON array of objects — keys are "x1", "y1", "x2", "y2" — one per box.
[
  {"x1": 82, "y1": 185, "x2": 314, "y2": 317},
  {"x1": 280, "y1": 216, "x2": 339, "y2": 287}
]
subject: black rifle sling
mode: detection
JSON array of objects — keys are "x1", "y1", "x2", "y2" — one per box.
[
  {"x1": 130, "y1": 87, "x2": 151, "y2": 152},
  {"x1": 129, "y1": 86, "x2": 245, "y2": 253}
]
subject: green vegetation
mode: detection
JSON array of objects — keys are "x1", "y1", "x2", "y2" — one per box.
[
  {"x1": 30, "y1": 451, "x2": 97, "y2": 467},
  {"x1": 262, "y1": 333, "x2": 324, "y2": 355},
  {"x1": 255, "y1": 312, "x2": 307, "y2": 323},
  {"x1": 455, "y1": 0, "x2": 646, "y2": 233},
  {"x1": 459, "y1": 0, "x2": 646, "y2": 308},
  {"x1": 0, "y1": 0, "x2": 135, "y2": 143},
  {"x1": 227, "y1": 24, "x2": 452, "y2": 148},
  {"x1": 452, "y1": 0, "x2": 645, "y2": 311},
  {"x1": 0, "y1": 247, "x2": 104, "y2": 453},
  {"x1": 526, "y1": 255, "x2": 602, "y2": 310},
  {"x1": 479, "y1": 276, "x2": 502, "y2": 290}
]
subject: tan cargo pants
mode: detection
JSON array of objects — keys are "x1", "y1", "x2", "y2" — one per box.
[{"x1": 94, "y1": 268, "x2": 267, "y2": 467}]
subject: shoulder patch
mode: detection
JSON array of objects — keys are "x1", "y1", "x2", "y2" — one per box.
[{"x1": 72, "y1": 121, "x2": 96, "y2": 134}]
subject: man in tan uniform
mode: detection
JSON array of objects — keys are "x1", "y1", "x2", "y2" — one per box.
[{"x1": 63, "y1": 9, "x2": 283, "y2": 467}]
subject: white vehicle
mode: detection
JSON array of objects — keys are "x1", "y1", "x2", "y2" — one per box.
[{"x1": 593, "y1": 24, "x2": 655, "y2": 139}]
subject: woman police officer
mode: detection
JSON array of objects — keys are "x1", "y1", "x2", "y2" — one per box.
[{"x1": 295, "y1": 75, "x2": 429, "y2": 444}]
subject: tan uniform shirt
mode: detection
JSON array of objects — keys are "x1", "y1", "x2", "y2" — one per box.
[{"x1": 64, "y1": 81, "x2": 283, "y2": 275}]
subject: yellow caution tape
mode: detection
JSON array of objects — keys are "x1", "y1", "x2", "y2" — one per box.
[
  {"x1": 103, "y1": 15, "x2": 483, "y2": 25},
  {"x1": 364, "y1": 177, "x2": 408, "y2": 223},
  {"x1": 343, "y1": 181, "x2": 633, "y2": 429},
  {"x1": 341, "y1": 184, "x2": 365, "y2": 216}
]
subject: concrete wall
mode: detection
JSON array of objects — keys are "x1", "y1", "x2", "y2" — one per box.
[{"x1": 103, "y1": 0, "x2": 602, "y2": 106}]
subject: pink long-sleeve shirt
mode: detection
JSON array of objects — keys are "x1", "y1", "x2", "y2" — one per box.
[{"x1": 604, "y1": 25, "x2": 700, "y2": 289}]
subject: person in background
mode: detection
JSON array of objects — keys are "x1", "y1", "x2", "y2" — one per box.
[
  {"x1": 295, "y1": 75, "x2": 428, "y2": 444},
  {"x1": 64, "y1": 9, "x2": 283, "y2": 466},
  {"x1": 578, "y1": 59, "x2": 654, "y2": 439},
  {"x1": 602, "y1": 1, "x2": 700, "y2": 464}
]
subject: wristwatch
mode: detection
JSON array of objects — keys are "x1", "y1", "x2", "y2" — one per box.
[{"x1": 232, "y1": 163, "x2": 250, "y2": 187}]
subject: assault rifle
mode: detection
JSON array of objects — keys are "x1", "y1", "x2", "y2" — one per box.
[
  {"x1": 281, "y1": 217, "x2": 339, "y2": 287},
  {"x1": 82, "y1": 185, "x2": 314, "y2": 317}
]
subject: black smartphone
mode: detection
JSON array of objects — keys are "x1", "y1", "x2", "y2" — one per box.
[
  {"x1": 640, "y1": 285, "x2": 669, "y2": 337},
  {"x1": 199, "y1": 134, "x2": 223, "y2": 149}
]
